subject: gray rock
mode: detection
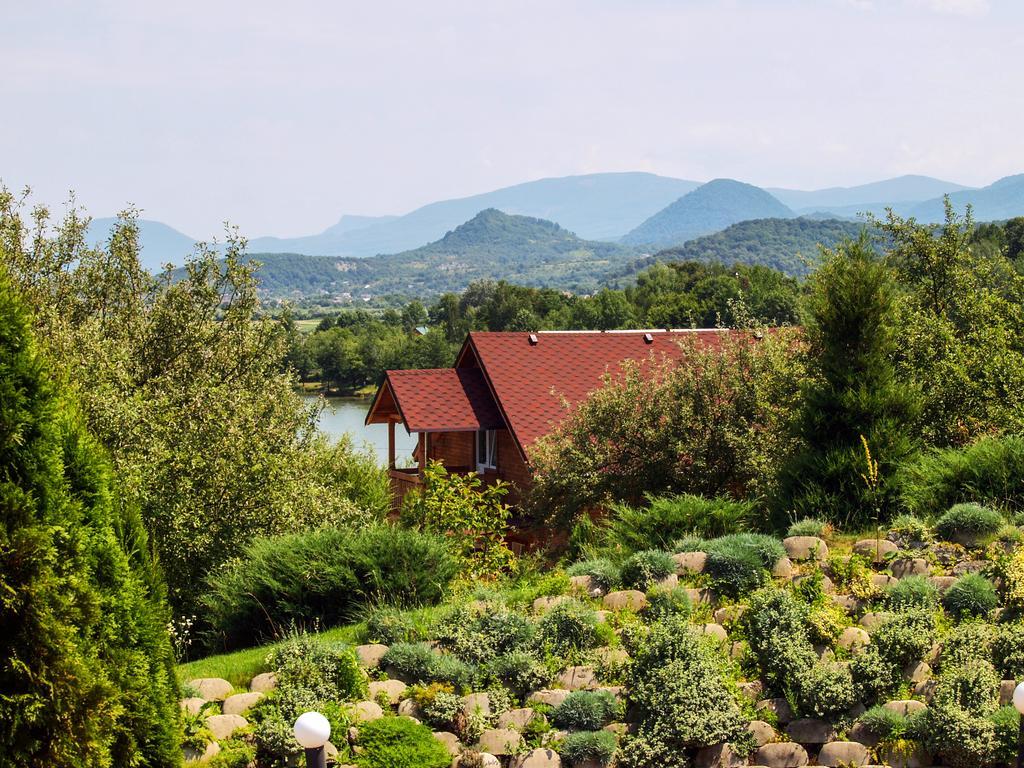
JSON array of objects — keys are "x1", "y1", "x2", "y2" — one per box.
[
  {"x1": 527, "y1": 689, "x2": 569, "y2": 708},
  {"x1": 461, "y1": 754, "x2": 501, "y2": 768},
  {"x1": 183, "y1": 741, "x2": 220, "y2": 763},
  {"x1": 783, "y1": 536, "x2": 829, "y2": 561},
  {"x1": 369, "y1": 679, "x2": 407, "y2": 705},
  {"x1": 569, "y1": 574, "x2": 603, "y2": 597},
  {"x1": 684, "y1": 587, "x2": 715, "y2": 605},
  {"x1": 754, "y1": 742, "x2": 809, "y2": 767},
  {"x1": 674, "y1": 551, "x2": 708, "y2": 574},
  {"x1": 355, "y1": 644, "x2": 389, "y2": 668},
  {"x1": 477, "y1": 728, "x2": 523, "y2": 756},
  {"x1": 870, "y1": 574, "x2": 897, "y2": 590},
  {"x1": 903, "y1": 662, "x2": 931, "y2": 684},
  {"x1": 188, "y1": 678, "x2": 233, "y2": 702},
  {"x1": 853, "y1": 538, "x2": 899, "y2": 563},
  {"x1": 952, "y1": 559, "x2": 986, "y2": 576},
  {"x1": 205, "y1": 714, "x2": 247, "y2": 741},
  {"x1": 397, "y1": 698, "x2": 421, "y2": 718},
  {"x1": 433, "y1": 731, "x2": 461, "y2": 756},
  {"x1": 603, "y1": 590, "x2": 647, "y2": 611},
  {"x1": 877, "y1": 744, "x2": 932, "y2": 767},
  {"x1": 891, "y1": 558, "x2": 929, "y2": 578},
  {"x1": 594, "y1": 647, "x2": 630, "y2": 667},
  {"x1": 773, "y1": 556, "x2": 794, "y2": 579},
  {"x1": 497, "y1": 707, "x2": 543, "y2": 731},
  {"x1": 462, "y1": 692, "x2": 491, "y2": 717},
  {"x1": 180, "y1": 697, "x2": 207, "y2": 716},
  {"x1": 883, "y1": 699, "x2": 926, "y2": 717},
  {"x1": 1000, "y1": 680, "x2": 1017, "y2": 705},
  {"x1": 817, "y1": 741, "x2": 870, "y2": 766},
  {"x1": 714, "y1": 605, "x2": 746, "y2": 624},
  {"x1": 511, "y1": 748, "x2": 561, "y2": 768},
  {"x1": 700, "y1": 623, "x2": 728, "y2": 644},
  {"x1": 350, "y1": 700, "x2": 384, "y2": 722},
  {"x1": 786, "y1": 718, "x2": 835, "y2": 744},
  {"x1": 555, "y1": 665, "x2": 598, "y2": 690},
  {"x1": 746, "y1": 719, "x2": 777, "y2": 746},
  {"x1": 848, "y1": 720, "x2": 879, "y2": 748},
  {"x1": 756, "y1": 697, "x2": 794, "y2": 724},
  {"x1": 831, "y1": 594, "x2": 863, "y2": 613},
  {"x1": 222, "y1": 691, "x2": 263, "y2": 716},
  {"x1": 838, "y1": 627, "x2": 870, "y2": 653},
  {"x1": 249, "y1": 671, "x2": 277, "y2": 693},
  {"x1": 695, "y1": 742, "x2": 747, "y2": 767},
  {"x1": 859, "y1": 612, "x2": 890, "y2": 631},
  {"x1": 929, "y1": 576, "x2": 957, "y2": 592},
  {"x1": 739, "y1": 681, "x2": 764, "y2": 701}
]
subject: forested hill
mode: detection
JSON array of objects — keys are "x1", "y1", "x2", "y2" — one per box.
[
  {"x1": 621, "y1": 178, "x2": 794, "y2": 247},
  {"x1": 241, "y1": 209, "x2": 641, "y2": 301},
  {"x1": 618, "y1": 217, "x2": 869, "y2": 279}
]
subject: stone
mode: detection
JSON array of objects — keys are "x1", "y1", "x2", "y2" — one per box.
[
  {"x1": 433, "y1": 731, "x2": 461, "y2": 756},
  {"x1": 756, "y1": 697, "x2": 794, "y2": 724},
  {"x1": 700, "y1": 623, "x2": 729, "y2": 644},
  {"x1": 746, "y1": 720, "x2": 777, "y2": 746},
  {"x1": 511, "y1": 748, "x2": 562, "y2": 768},
  {"x1": 205, "y1": 714, "x2": 247, "y2": 741},
  {"x1": 695, "y1": 743, "x2": 747, "y2": 768},
  {"x1": 786, "y1": 718, "x2": 835, "y2": 744},
  {"x1": 463, "y1": 692, "x2": 491, "y2": 717},
  {"x1": 773, "y1": 556, "x2": 794, "y2": 579},
  {"x1": 249, "y1": 671, "x2": 278, "y2": 693},
  {"x1": 859, "y1": 612, "x2": 890, "y2": 631},
  {"x1": 674, "y1": 551, "x2": 708, "y2": 574},
  {"x1": 527, "y1": 689, "x2": 569, "y2": 708},
  {"x1": 593, "y1": 610, "x2": 611, "y2": 623},
  {"x1": 883, "y1": 699, "x2": 927, "y2": 717},
  {"x1": 754, "y1": 742, "x2": 809, "y2": 767},
  {"x1": 498, "y1": 708, "x2": 543, "y2": 731},
  {"x1": 369, "y1": 679, "x2": 407, "y2": 705},
  {"x1": 877, "y1": 744, "x2": 932, "y2": 768},
  {"x1": 594, "y1": 647, "x2": 630, "y2": 667},
  {"x1": 477, "y1": 728, "x2": 523, "y2": 756},
  {"x1": 569, "y1": 574, "x2": 603, "y2": 597},
  {"x1": 222, "y1": 691, "x2": 263, "y2": 716},
  {"x1": 729, "y1": 640, "x2": 747, "y2": 660},
  {"x1": 853, "y1": 538, "x2": 899, "y2": 563},
  {"x1": 903, "y1": 662, "x2": 931, "y2": 684},
  {"x1": 655, "y1": 573, "x2": 679, "y2": 590},
  {"x1": 355, "y1": 644, "x2": 389, "y2": 668},
  {"x1": 555, "y1": 665, "x2": 598, "y2": 690},
  {"x1": 397, "y1": 699, "x2": 421, "y2": 718},
  {"x1": 603, "y1": 590, "x2": 647, "y2": 611},
  {"x1": 739, "y1": 681, "x2": 764, "y2": 701},
  {"x1": 183, "y1": 741, "x2": 220, "y2": 763},
  {"x1": 831, "y1": 594, "x2": 863, "y2": 613},
  {"x1": 848, "y1": 720, "x2": 879, "y2": 748},
  {"x1": 463, "y1": 755, "x2": 501, "y2": 768},
  {"x1": 714, "y1": 605, "x2": 746, "y2": 624},
  {"x1": 180, "y1": 697, "x2": 207, "y2": 716},
  {"x1": 929, "y1": 576, "x2": 957, "y2": 592},
  {"x1": 838, "y1": 627, "x2": 871, "y2": 653},
  {"x1": 870, "y1": 574, "x2": 897, "y2": 590},
  {"x1": 684, "y1": 587, "x2": 715, "y2": 605},
  {"x1": 1000, "y1": 680, "x2": 1017, "y2": 705},
  {"x1": 952, "y1": 559, "x2": 986, "y2": 576},
  {"x1": 913, "y1": 679, "x2": 937, "y2": 701},
  {"x1": 350, "y1": 700, "x2": 384, "y2": 722},
  {"x1": 783, "y1": 536, "x2": 829, "y2": 561},
  {"x1": 891, "y1": 558, "x2": 929, "y2": 578},
  {"x1": 188, "y1": 678, "x2": 233, "y2": 701},
  {"x1": 533, "y1": 595, "x2": 571, "y2": 613},
  {"x1": 817, "y1": 741, "x2": 871, "y2": 767}
]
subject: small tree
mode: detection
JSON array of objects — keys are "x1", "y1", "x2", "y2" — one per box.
[{"x1": 776, "y1": 236, "x2": 920, "y2": 527}]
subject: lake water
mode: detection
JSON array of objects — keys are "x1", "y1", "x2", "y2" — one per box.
[{"x1": 305, "y1": 395, "x2": 417, "y2": 466}]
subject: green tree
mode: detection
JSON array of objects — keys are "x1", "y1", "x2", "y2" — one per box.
[
  {"x1": 0, "y1": 267, "x2": 180, "y2": 768},
  {"x1": 776, "y1": 236, "x2": 920, "y2": 527}
]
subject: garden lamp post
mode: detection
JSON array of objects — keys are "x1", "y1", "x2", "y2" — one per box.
[
  {"x1": 1015, "y1": 681, "x2": 1024, "y2": 768},
  {"x1": 294, "y1": 711, "x2": 331, "y2": 768}
]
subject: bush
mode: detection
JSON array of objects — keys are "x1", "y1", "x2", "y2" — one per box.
[
  {"x1": 382, "y1": 643, "x2": 437, "y2": 683},
  {"x1": 873, "y1": 610, "x2": 936, "y2": 670},
  {"x1": 534, "y1": 601, "x2": 600, "y2": 659},
  {"x1": 851, "y1": 646, "x2": 900, "y2": 705},
  {"x1": 939, "y1": 622, "x2": 998, "y2": 671},
  {"x1": 601, "y1": 494, "x2": 754, "y2": 553},
  {"x1": 621, "y1": 616, "x2": 747, "y2": 767},
  {"x1": 435, "y1": 606, "x2": 534, "y2": 665},
  {"x1": 899, "y1": 435, "x2": 1024, "y2": 517},
  {"x1": 552, "y1": 690, "x2": 620, "y2": 731},
  {"x1": 364, "y1": 605, "x2": 432, "y2": 645},
  {"x1": 703, "y1": 533, "x2": 785, "y2": 598},
  {"x1": 269, "y1": 633, "x2": 367, "y2": 703},
  {"x1": 935, "y1": 503, "x2": 1004, "y2": 544},
  {"x1": 209, "y1": 739, "x2": 257, "y2": 768},
  {"x1": 486, "y1": 650, "x2": 550, "y2": 695},
  {"x1": 203, "y1": 525, "x2": 460, "y2": 649},
  {"x1": 993, "y1": 622, "x2": 1024, "y2": 678},
  {"x1": 566, "y1": 558, "x2": 621, "y2": 592},
  {"x1": 644, "y1": 586, "x2": 692, "y2": 620},
  {"x1": 856, "y1": 704, "x2": 909, "y2": 742},
  {"x1": 428, "y1": 654, "x2": 478, "y2": 692},
  {"x1": 354, "y1": 717, "x2": 452, "y2": 768},
  {"x1": 560, "y1": 730, "x2": 618, "y2": 764},
  {"x1": 990, "y1": 706, "x2": 1022, "y2": 766},
  {"x1": 942, "y1": 574, "x2": 998, "y2": 620},
  {"x1": 620, "y1": 550, "x2": 675, "y2": 589},
  {"x1": 795, "y1": 661, "x2": 856, "y2": 719},
  {"x1": 887, "y1": 513, "x2": 931, "y2": 544},
  {"x1": 745, "y1": 587, "x2": 817, "y2": 691},
  {"x1": 885, "y1": 575, "x2": 939, "y2": 611},
  {"x1": 787, "y1": 518, "x2": 831, "y2": 538},
  {"x1": 923, "y1": 659, "x2": 1001, "y2": 768}
]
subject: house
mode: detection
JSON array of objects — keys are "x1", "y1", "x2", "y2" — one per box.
[{"x1": 365, "y1": 329, "x2": 728, "y2": 511}]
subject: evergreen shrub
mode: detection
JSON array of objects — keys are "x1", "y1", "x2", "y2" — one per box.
[
  {"x1": 942, "y1": 574, "x2": 998, "y2": 620},
  {"x1": 354, "y1": 717, "x2": 452, "y2": 768},
  {"x1": 620, "y1": 550, "x2": 675, "y2": 589},
  {"x1": 559, "y1": 730, "x2": 618, "y2": 764},
  {"x1": 884, "y1": 575, "x2": 939, "y2": 611},
  {"x1": 787, "y1": 518, "x2": 830, "y2": 538},
  {"x1": 534, "y1": 601, "x2": 600, "y2": 658},
  {"x1": 935, "y1": 503, "x2": 1003, "y2": 544},
  {"x1": 603, "y1": 494, "x2": 753, "y2": 553},
  {"x1": 551, "y1": 690, "x2": 620, "y2": 730},
  {"x1": 567, "y1": 558, "x2": 621, "y2": 592}
]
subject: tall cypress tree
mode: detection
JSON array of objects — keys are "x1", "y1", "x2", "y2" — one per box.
[
  {"x1": 776, "y1": 236, "x2": 920, "y2": 528},
  {"x1": 0, "y1": 266, "x2": 180, "y2": 767}
]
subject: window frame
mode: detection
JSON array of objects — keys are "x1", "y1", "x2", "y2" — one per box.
[{"x1": 476, "y1": 429, "x2": 497, "y2": 472}]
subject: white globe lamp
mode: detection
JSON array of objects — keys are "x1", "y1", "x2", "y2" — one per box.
[
  {"x1": 294, "y1": 711, "x2": 331, "y2": 768},
  {"x1": 1014, "y1": 682, "x2": 1024, "y2": 768}
]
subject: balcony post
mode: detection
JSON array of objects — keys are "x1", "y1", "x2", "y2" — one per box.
[{"x1": 388, "y1": 419, "x2": 396, "y2": 469}]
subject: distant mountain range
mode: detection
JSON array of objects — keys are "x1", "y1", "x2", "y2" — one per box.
[
  {"x1": 239, "y1": 208, "x2": 641, "y2": 300},
  {"x1": 620, "y1": 179, "x2": 795, "y2": 247},
  {"x1": 768, "y1": 174, "x2": 974, "y2": 212}
]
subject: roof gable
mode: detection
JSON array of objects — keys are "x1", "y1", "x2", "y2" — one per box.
[{"x1": 366, "y1": 367, "x2": 504, "y2": 433}]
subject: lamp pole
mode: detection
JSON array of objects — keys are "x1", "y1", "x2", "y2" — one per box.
[
  {"x1": 1014, "y1": 682, "x2": 1024, "y2": 768},
  {"x1": 294, "y1": 711, "x2": 331, "y2": 768}
]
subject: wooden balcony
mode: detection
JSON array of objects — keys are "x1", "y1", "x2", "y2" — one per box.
[{"x1": 388, "y1": 467, "x2": 422, "y2": 516}]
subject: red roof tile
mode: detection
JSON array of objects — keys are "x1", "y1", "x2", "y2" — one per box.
[
  {"x1": 372, "y1": 367, "x2": 505, "y2": 433},
  {"x1": 460, "y1": 330, "x2": 728, "y2": 459}
]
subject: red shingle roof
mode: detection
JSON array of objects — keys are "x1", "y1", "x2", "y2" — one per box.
[
  {"x1": 367, "y1": 367, "x2": 505, "y2": 433},
  {"x1": 459, "y1": 330, "x2": 728, "y2": 459}
]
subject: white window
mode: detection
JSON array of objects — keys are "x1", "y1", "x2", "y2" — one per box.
[{"x1": 476, "y1": 429, "x2": 497, "y2": 472}]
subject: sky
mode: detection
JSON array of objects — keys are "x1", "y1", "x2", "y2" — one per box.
[{"x1": 3, "y1": 0, "x2": 1023, "y2": 238}]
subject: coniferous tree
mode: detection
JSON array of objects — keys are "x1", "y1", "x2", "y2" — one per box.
[
  {"x1": 0, "y1": 267, "x2": 180, "y2": 767},
  {"x1": 776, "y1": 236, "x2": 920, "y2": 528}
]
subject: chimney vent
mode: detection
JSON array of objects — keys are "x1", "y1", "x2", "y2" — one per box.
[
  {"x1": 643, "y1": 333, "x2": 654, "y2": 344},
  {"x1": 528, "y1": 334, "x2": 538, "y2": 345}
]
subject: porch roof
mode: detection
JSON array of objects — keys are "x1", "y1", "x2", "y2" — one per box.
[{"x1": 364, "y1": 367, "x2": 505, "y2": 433}]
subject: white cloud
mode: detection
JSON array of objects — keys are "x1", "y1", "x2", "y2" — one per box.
[{"x1": 910, "y1": 0, "x2": 990, "y2": 16}]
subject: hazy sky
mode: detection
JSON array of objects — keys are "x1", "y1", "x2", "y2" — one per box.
[{"x1": 3, "y1": 0, "x2": 1022, "y2": 238}]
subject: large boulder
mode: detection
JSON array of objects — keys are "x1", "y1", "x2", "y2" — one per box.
[
  {"x1": 569, "y1": 575, "x2": 603, "y2": 597},
  {"x1": 858, "y1": 612, "x2": 889, "y2": 631},
  {"x1": 511, "y1": 748, "x2": 561, "y2": 768},
  {"x1": 369, "y1": 679, "x2": 407, "y2": 705},
  {"x1": 684, "y1": 587, "x2": 715, "y2": 605},
  {"x1": 853, "y1": 538, "x2": 899, "y2": 563},
  {"x1": 433, "y1": 731, "x2": 461, "y2": 756},
  {"x1": 773, "y1": 556, "x2": 794, "y2": 579},
  {"x1": 891, "y1": 558, "x2": 930, "y2": 578},
  {"x1": 754, "y1": 742, "x2": 809, "y2": 767},
  {"x1": 205, "y1": 714, "x2": 247, "y2": 741},
  {"x1": 527, "y1": 689, "x2": 569, "y2": 708},
  {"x1": 783, "y1": 536, "x2": 828, "y2": 561},
  {"x1": 838, "y1": 627, "x2": 870, "y2": 653},
  {"x1": 498, "y1": 708, "x2": 544, "y2": 731},
  {"x1": 786, "y1": 718, "x2": 835, "y2": 744},
  {"x1": 188, "y1": 678, "x2": 233, "y2": 701},
  {"x1": 673, "y1": 551, "x2": 707, "y2": 574},
  {"x1": 180, "y1": 697, "x2": 207, "y2": 716},
  {"x1": 700, "y1": 623, "x2": 729, "y2": 644},
  {"x1": 477, "y1": 728, "x2": 523, "y2": 756},
  {"x1": 883, "y1": 699, "x2": 927, "y2": 717},
  {"x1": 222, "y1": 691, "x2": 263, "y2": 716},
  {"x1": 555, "y1": 665, "x2": 598, "y2": 690},
  {"x1": 746, "y1": 719, "x2": 777, "y2": 746},
  {"x1": 817, "y1": 741, "x2": 870, "y2": 766},
  {"x1": 249, "y1": 671, "x2": 277, "y2": 693},
  {"x1": 350, "y1": 700, "x2": 384, "y2": 722},
  {"x1": 695, "y1": 742, "x2": 747, "y2": 767},
  {"x1": 603, "y1": 590, "x2": 647, "y2": 611},
  {"x1": 355, "y1": 644, "x2": 389, "y2": 668},
  {"x1": 462, "y1": 692, "x2": 491, "y2": 717},
  {"x1": 756, "y1": 697, "x2": 794, "y2": 724}
]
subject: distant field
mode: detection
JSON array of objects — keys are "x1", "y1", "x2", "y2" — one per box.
[{"x1": 294, "y1": 318, "x2": 322, "y2": 332}]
